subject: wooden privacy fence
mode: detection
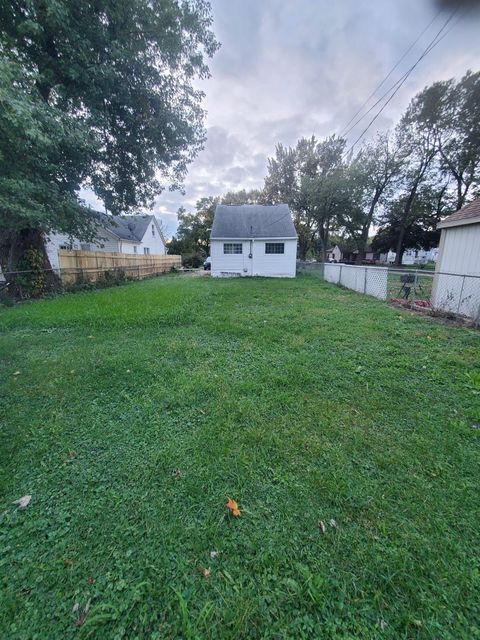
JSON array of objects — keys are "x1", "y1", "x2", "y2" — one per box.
[{"x1": 58, "y1": 250, "x2": 181, "y2": 284}]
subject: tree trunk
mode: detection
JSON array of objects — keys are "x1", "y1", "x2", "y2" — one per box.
[
  {"x1": 394, "y1": 223, "x2": 406, "y2": 267},
  {"x1": 0, "y1": 228, "x2": 60, "y2": 297}
]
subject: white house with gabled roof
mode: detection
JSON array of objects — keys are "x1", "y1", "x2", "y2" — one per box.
[
  {"x1": 210, "y1": 204, "x2": 297, "y2": 277},
  {"x1": 46, "y1": 212, "x2": 167, "y2": 270}
]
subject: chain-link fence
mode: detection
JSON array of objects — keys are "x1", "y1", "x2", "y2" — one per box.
[{"x1": 298, "y1": 261, "x2": 480, "y2": 325}]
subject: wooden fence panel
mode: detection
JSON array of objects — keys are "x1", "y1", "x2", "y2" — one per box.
[{"x1": 58, "y1": 250, "x2": 181, "y2": 284}]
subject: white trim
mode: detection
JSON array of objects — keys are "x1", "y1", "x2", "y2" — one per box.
[
  {"x1": 211, "y1": 236, "x2": 298, "y2": 240},
  {"x1": 438, "y1": 217, "x2": 480, "y2": 229}
]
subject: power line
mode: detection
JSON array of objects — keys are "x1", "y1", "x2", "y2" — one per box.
[
  {"x1": 342, "y1": 10, "x2": 458, "y2": 142},
  {"x1": 340, "y1": 10, "x2": 442, "y2": 137},
  {"x1": 345, "y1": 9, "x2": 459, "y2": 156}
]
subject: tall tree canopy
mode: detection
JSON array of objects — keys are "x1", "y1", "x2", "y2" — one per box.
[{"x1": 0, "y1": 0, "x2": 219, "y2": 275}]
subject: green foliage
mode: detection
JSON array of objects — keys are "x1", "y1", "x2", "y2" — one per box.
[
  {"x1": 0, "y1": 276, "x2": 479, "y2": 638},
  {"x1": 0, "y1": 0, "x2": 219, "y2": 257},
  {"x1": 263, "y1": 135, "x2": 348, "y2": 259},
  {"x1": 0, "y1": 56, "x2": 95, "y2": 237},
  {"x1": 168, "y1": 190, "x2": 262, "y2": 263},
  {"x1": 15, "y1": 248, "x2": 45, "y2": 297}
]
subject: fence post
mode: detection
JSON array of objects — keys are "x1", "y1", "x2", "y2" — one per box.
[
  {"x1": 364, "y1": 267, "x2": 367, "y2": 294},
  {"x1": 412, "y1": 270, "x2": 418, "y2": 307},
  {"x1": 456, "y1": 275, "x2": 466, "y2": 316},
  {"x1": 339, "y1": 264, "x2": 342, "y2": 285}
]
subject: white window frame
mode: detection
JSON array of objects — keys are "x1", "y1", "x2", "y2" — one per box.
[
  {"x1": 265, "y1": 242, "x2": 285, "y2": 254},
  {"x1": 223, "y1": 243, "x2": 243, "y2": 254}
]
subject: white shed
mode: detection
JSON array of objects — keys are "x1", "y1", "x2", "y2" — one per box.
[
  {"x1": 210, "y1": 204, "x2": 297, "y2": 278},
  {"x1": 432, "y1": 198, "x2": 480, "y2": 320}
]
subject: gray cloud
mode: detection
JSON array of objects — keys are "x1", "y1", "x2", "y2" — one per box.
[{"x1": 150, "y1": 0, "x2": 480, "y2": 235}]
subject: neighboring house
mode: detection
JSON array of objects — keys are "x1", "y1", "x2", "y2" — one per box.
[
  {"x1": 432, "y1": 198, "x2": 480, "y2": 319},
  {"x1": 46, "y1": 212, "x2": 166, "y2": 270},
  {"x1": 326, "y1": 245, "x2": 343, "y2": 262},
  {"x1": 377, "y1": 248, "x2": 438, "y2": 266},
  {"x1": 327, "y1": 244, "x2": 383, "y2": 264},
  {"x1": 210, "y1": 204, "x2": 297, "y2": 278}
]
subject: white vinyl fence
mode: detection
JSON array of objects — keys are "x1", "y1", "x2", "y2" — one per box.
[{"x1": 324, "y1": 263, "x2": 388, "y2": 300}]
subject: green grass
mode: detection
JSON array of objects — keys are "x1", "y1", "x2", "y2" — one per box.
[{"x1": 1, "y1": 275, "x2": 479, "y2": 639}]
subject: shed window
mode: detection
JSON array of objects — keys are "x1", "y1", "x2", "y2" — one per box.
[
  {"x1": 152, "y1": 224, "x2": 155, "y2": 236},
  {"x1": 223, "y1": 243, "x2": 243, "y2": 254},
  {"x1": 265, "y1": 242, "x2": 285, "y2": 254}
]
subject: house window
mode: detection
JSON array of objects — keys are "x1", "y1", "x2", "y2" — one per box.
[
  {"x1": 265, "y1": 242, "x2": 285, "y2": 254},
  {"x1": 144, "y1": 247, "x2": 150, "y2": 255},
  {"x1": 133, "y1": 246, "x2": 137, "y2": 254},
  {"x1": 80, "y1": 243, "x2": 91, "y2": 251},
  {"x1": 59, "y1": 243, "x2": 73, "y2": 250},
  {"x1": 223, "y1": 243, "x2": 243, "y2": 254},
  {"x1": 152, "y1": 224, "x2": 155, "y2": 236}
]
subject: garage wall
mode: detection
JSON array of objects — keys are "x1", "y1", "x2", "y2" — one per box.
[{"x1": 211, "y1": 238, "x2": 297, "y2": 278}]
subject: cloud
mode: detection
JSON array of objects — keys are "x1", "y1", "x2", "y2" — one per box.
[{"x1": 151, "y1": 0, "x2": 480, "y2": 234}]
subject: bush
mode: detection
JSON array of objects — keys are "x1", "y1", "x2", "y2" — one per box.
[{"x1": 182, "y1": 253, "x2": 205, "y2": 268}]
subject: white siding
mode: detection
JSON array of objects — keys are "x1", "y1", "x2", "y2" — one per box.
[
  {"x1": 435, "y1": 224, "x2": 480, "y2": 275},
  {"x1": 119, "y1": 241, "x2": 141, "y2": 254},
  {"x1": 211, "y1": 238, "x2": 297, "y2": 278},
  {"x1": 431, "y1": 223, "x2": 480, "y2": 319},
  {"x1": 46, "y1": 231, "x2": 120, "y2": 270},
  {"x1": 139, "y1": 218, "x2": 166, "y2": 255}
]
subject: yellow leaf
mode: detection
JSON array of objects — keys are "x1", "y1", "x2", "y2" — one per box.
[{"x1": 226, "y1": 497, "x2": 241, "y2": 516}]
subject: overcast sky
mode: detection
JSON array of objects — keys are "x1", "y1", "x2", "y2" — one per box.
[{"x1": 84, "y1": 0, "x2": 480, "y2": 236}]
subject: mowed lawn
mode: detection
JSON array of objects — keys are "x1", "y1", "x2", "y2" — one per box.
[{"x1": 1, "y1": 275, "x2": 479, "y2": 640}]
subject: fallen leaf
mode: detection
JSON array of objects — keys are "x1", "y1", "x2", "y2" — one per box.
[
  {"x1": 13, "y1": 371, "x2": 20, "y2": 376},
  {"x1": 379, "y1": 618, "x2": 387, "y2": 631},
  {"x1": 87, "y1": 335, "x2": 94, "y2": 339},
  {"x1": 87, "y1": 577, "x2": 94, "y2": 585},
  {"x1": 202, "y1": 568, "x2": 211, "y2": 578},
  {"x1": 329, "y1": 518, "x2": 338, "y2": 529},
  {"x1": 63, "y1": 558, "x2": 73, "y2": 567},
  {"x1": 70, "y1": 370, "x2": 75, "y2": 374},
  {"x1": 318, "y1": 520, "x2": 326, "y2": 534},
  {"x1": 226, "y1": 497, "x2": 241, "y2": 517},
  {"x1": 210, "y1": 550, "x2": 219, "y2": 559},
  {"x1": 427, "y1": 335, "x2": 432, "y2": 340},
  {"x1": 72, "y1": 603, "x2": 79, "y2": 614},
  {"x1": 171, "y1": 468, "x2": 182, "y2": 478},
  {"x1": 17, "y1": 586, "x2": 31, "y2": 596},
  {"x1": 13, "y1": 495, "x2": 31, "y2": 508}
]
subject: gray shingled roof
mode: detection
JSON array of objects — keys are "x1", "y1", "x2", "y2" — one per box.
[
  {"x1": 438, "y1": 198, "x2": 480, "y2": 229},
  {"x1": 210, "y1": 204, "x2": 297, "y2": 239},
  {"x1": 93, "y1": 211, "x2": 155, "y2": 242}
]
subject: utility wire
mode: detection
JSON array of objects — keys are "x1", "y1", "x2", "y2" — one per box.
[
  {"x1": 340, "y1": 10, "x2": 442, "y2": 137},
  {"x1": 345, "y1": 9, "x2": 459, "y2": 156},
  {"x1": 342, "y1": 10, "x2": 458, "y2": 142}
]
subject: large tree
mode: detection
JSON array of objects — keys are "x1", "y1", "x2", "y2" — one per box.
[
  {"x1": 0, "y1": 0, "x2": 218, "y2": 283},
  {"x1": 372, "y1": 183, "x2": 452, "y2": 260},
  {"x1": 263, "y1": 136, "x2": 347, "y2": 259},
  {"x1": 339, "y1": 133, "x2": 403, "y2": 263}
]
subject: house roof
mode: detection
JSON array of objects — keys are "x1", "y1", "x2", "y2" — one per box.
[
  {"x1": 93, "y1": 212, "x2": 159, "y2": 243},
  {"x1": 210, "y1": 204, "x2": 297, "y2": 239},
  {"x1": 438, "y1": 198, "x2": 480, "y2": 229}
]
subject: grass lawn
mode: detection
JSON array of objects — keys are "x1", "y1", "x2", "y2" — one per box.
[{"x1": 1, "y1": 275, "x2": 479, "y2": 639}]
